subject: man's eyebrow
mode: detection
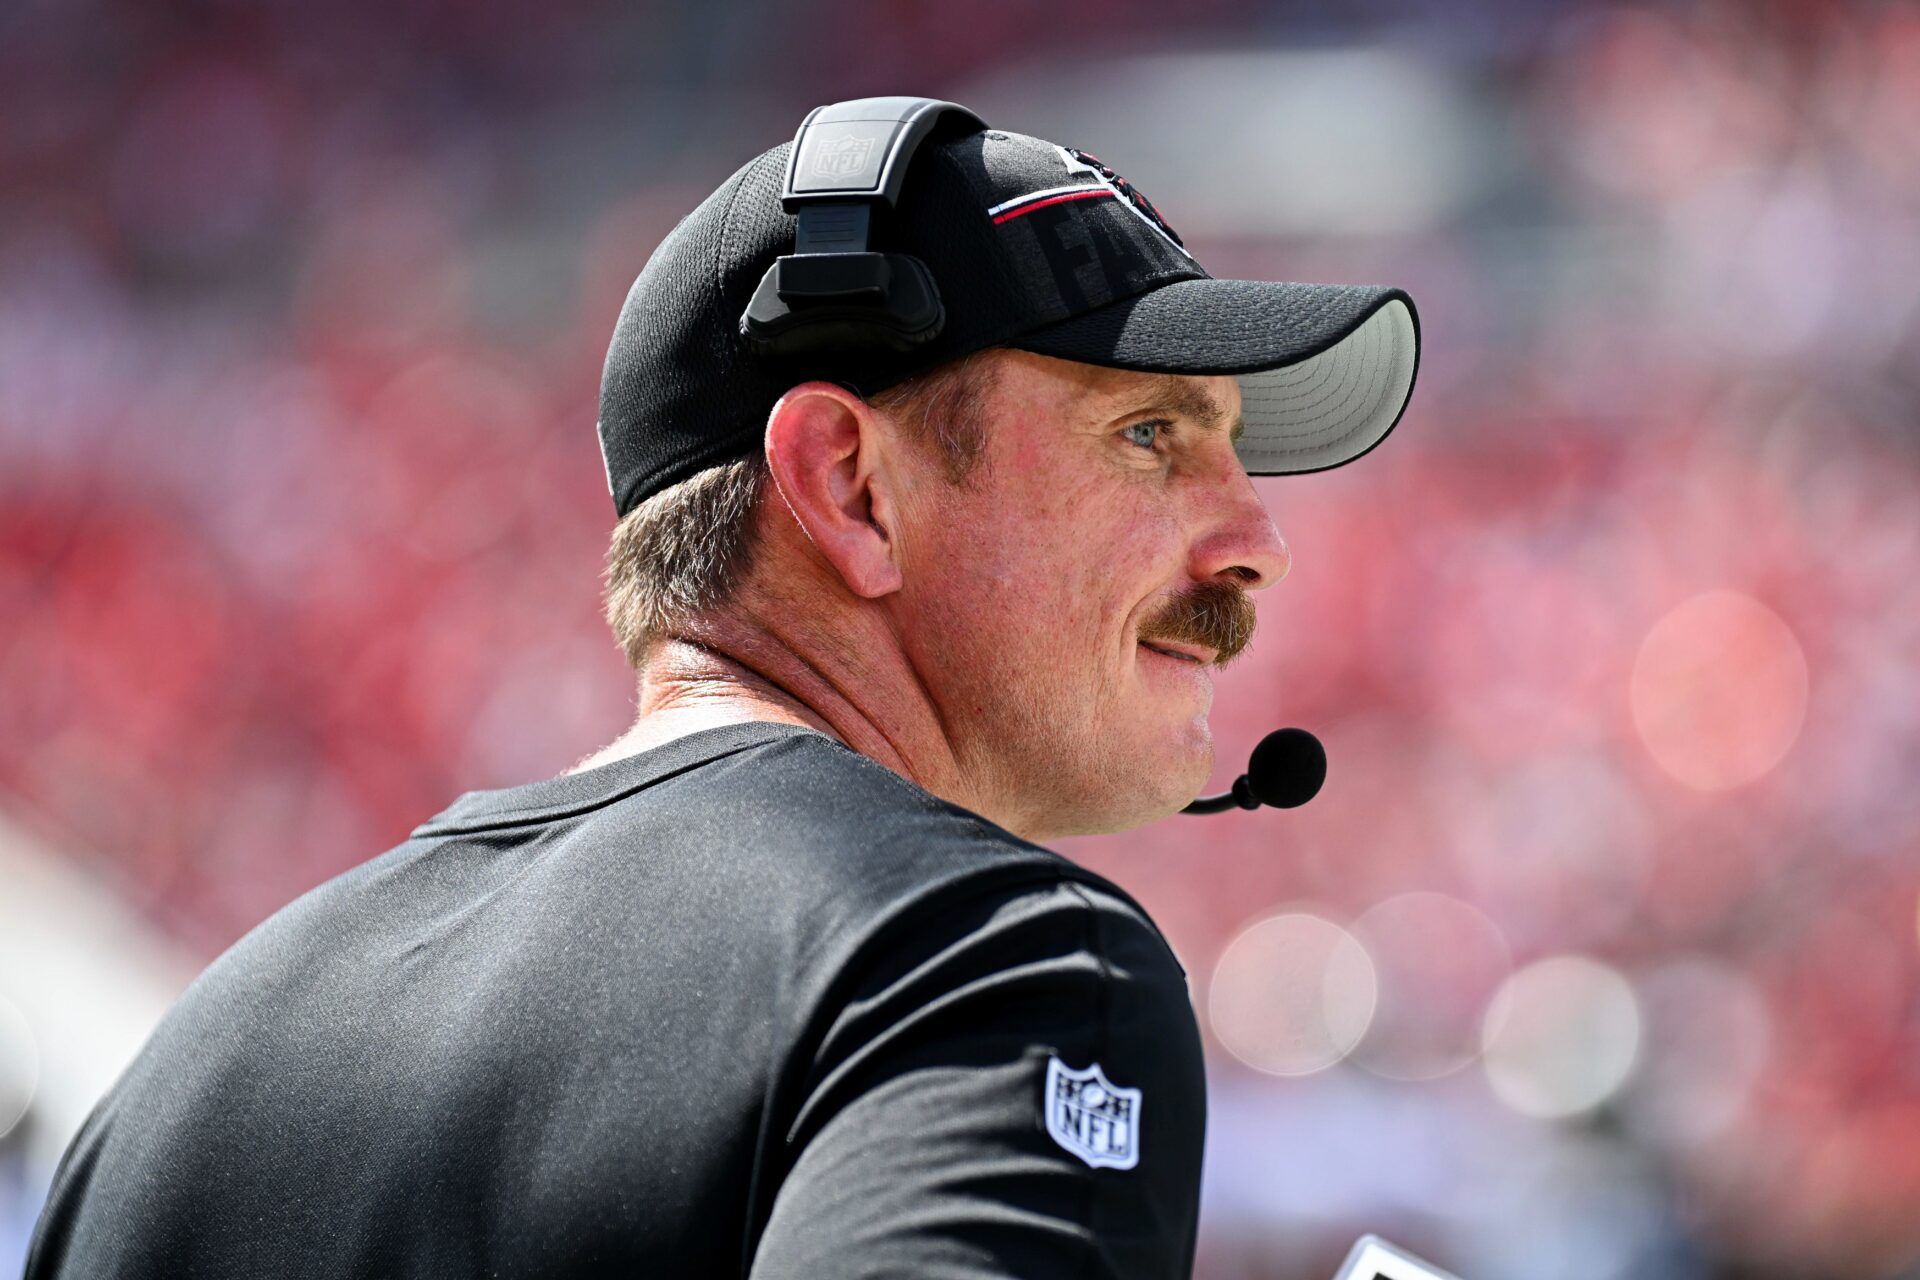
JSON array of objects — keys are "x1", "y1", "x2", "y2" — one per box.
[{"x1": 1112, "y1": 375, "x2": 1244, "y2": 442}]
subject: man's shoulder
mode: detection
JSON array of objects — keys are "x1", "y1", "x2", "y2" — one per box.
[
  {"x1": 171, "y1": 725, "x2": 1177, "y2": 1023},
  {"x1": 554, "y1": 727, "x2": 1173, "y2": 980}
]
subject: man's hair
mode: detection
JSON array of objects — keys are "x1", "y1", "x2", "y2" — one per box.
[{"x1": 603, "y1": 349, "x2": 1001, "y2": 669}]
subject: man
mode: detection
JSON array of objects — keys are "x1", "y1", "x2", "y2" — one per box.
[{"x1": 27, "y1": 99, "x2": 1416, "y2": 1277}]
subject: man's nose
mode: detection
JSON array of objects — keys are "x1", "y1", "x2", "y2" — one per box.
[{"x1": 1190, "y1": 470, "x2": 1291, "y2": 590}]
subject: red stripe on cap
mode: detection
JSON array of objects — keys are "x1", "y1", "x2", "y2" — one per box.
[{"x1": 991, "y1": 188, "x2": 1114, "y2": 225}]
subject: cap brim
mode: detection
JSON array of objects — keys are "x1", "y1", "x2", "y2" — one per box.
[{"x1": 1008, "y1": 279, "x2": 1420, "y2": 475}]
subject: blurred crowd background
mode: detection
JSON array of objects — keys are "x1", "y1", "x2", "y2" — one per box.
[{"x1": 3, "y1": 0, "x2": 1917, "y2": 1276}]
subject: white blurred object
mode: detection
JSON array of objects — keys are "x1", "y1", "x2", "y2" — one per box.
[
  {"x1": 1336, "y1": 1233, "x2": 1466, "y2": 1280},
  {"x1": 1209, "y1": 910, "x2": 1377, "y2": 1076},
  {"x1": 0, "y1": 807, "x2": 195, "y2": 1174},
  {"x1": 964, "y1": 48, "x2": 1487, "y2": 238},
  {"x1": 1481, "y1": 955, "x2": 1641, "y2": 1119}
]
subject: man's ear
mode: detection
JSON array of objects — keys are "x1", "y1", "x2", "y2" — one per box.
[{"x1": 761, "y1": 381, "x2": 905, "y2": 600}]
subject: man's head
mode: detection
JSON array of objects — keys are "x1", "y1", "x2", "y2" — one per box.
[
  {"x1": 594, "y1": 97, "x2": 1419, "y2": 837},
  {"x1": 605, "y1": 347, "x2": 1284, "y2": 838}
]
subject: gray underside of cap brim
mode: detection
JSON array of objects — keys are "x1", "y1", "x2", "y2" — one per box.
[
  {"x1": 1233, "y1": 297, "x2": 1418, "y2": 474},
  {"x1": 1008, "y1": 279, "x2": 1420, "y2": 476}
]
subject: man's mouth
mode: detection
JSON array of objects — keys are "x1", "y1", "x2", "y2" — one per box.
[
  {"x1": 1133, "y1": 579, "x2": 1256, "y2": 668},
  {"x1": 1138, "y1": 639, "x2": 1215, "y2": 665}
]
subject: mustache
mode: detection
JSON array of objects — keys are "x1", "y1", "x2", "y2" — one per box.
[{"x1": 1138, "y1": 579, "x2": 1257, "y2": 667}]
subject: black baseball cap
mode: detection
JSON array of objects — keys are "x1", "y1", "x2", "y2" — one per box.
[{"x1": 597, "y1": 99, "x2": 1420, "y2": 518}]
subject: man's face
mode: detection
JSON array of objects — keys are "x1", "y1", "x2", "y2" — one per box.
[{"x1": 885, "y1": 351, "x2": 1291, "y2": 839}]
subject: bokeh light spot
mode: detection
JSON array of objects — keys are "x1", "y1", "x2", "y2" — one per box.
[
  {"x1": 1631, "y1": 590, "x2": 1809, "y2": 790},
  {"x1": 1482, "y1": 955, "x2": 1641, "y2": 1119},
  {"x1": 1208, "y1": 912, "x2": 1377, "y2": 1077},
  {"x1": 1349, "y1": 891, "x2": 1514, "y2": 1081}
]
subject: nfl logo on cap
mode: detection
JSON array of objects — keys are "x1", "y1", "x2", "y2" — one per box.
[
  {"x1": 1044, "y1": 1056, "x2": 1142, "y2": 1171},
  {"x1": 812, "y1": 133, "x2": 875, "y2": 179}
]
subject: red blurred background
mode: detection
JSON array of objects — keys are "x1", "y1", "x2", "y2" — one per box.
[{"x1": 2, "y1": 1, "x2": 1917, "y2": 1276}]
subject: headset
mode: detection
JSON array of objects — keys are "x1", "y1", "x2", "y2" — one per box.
[{"x1": 741, "y1": 97, "x2": 985, "y2": 357}]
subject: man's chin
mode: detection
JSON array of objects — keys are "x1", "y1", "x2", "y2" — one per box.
[
  {"x1": 1087, "y1": 719, "x2": 1214, "y2": 836},
  {"x1": 984, "y1": 696, "x2": 1214, "y2": 840},
  {"x1": 1163, "y1": 726, "x2": 1215, "y2": 819},
  {"x1": 1011, "y1": 740, "x2": 1211, "y2": 839}
]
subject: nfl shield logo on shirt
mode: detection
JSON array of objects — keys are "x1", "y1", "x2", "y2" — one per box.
[{"x1": 1044, "y1": 1056, "x2": 1142, "y2": 1170}]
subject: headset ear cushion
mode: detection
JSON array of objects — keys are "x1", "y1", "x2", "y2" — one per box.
[{"x1": 741, "y1": 253, "x2": 945, "y2": 356}]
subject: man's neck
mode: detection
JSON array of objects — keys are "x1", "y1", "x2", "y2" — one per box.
[
  {"x1": 565, "y1": 622, "x2": 1000, "y2": 828},
  {"x1": 561, "y1": 642, "x2": 824, "y2": 775}
]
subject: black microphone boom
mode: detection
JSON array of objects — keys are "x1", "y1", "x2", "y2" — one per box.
[{"x1": 1182, "y1": 728, "x2": 1327, "y2": 815}]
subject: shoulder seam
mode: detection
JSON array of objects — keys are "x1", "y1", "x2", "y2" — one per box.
[{"x1": 411, "y1": 741, "x2": 773, "y2": 835}]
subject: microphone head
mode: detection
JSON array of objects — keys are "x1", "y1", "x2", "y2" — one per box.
[{"x1": 1246, "y1": 728, "x2": 1327, "y2": 809}]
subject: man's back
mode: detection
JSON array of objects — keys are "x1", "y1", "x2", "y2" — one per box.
[{"x1": 27, "y1": 722, "x2": 1205, "y2": 1278}]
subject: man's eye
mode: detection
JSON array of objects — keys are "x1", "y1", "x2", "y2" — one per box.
[{"x1": 1121, "y1": 420, "x2": 1163, "y2": 450}]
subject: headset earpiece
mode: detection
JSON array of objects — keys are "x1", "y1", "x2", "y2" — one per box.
[{"x1": 741, "y1": 97, "x2": 986, "y2": 357}]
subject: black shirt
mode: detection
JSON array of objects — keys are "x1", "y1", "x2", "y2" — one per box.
[{"x1": 26, "y1": 722, "x2": 1206, "y2": 1277}]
